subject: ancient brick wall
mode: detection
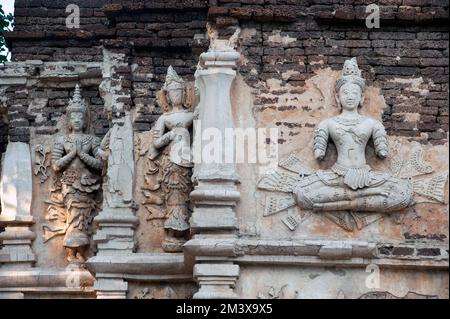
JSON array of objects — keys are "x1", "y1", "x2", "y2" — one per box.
[
  {"x1": 5, "y1": 0, "x2": 448, "y2": 146},
  {"x1": 208, "y1": 0, "x2": 449, "y2": 145},
  {"x1": 0, "y1": 0, "x2": 448, "y2": 299},
  {"x1": 4, "y1": 0, "x2": 210, "y2": 142}
]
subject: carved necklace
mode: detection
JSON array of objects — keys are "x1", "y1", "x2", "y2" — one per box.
[
  {"x1": 333, "y1": 115, "x2": 365, "y2": 126},
  {"x1": 66, "y1": 134, "x2": 92, "y2": 145}
]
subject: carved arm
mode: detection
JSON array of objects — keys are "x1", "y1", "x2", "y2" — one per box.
[
  {"x1": 372, "y1": 120, "x2": 389, "y2": 159},
  {"x1": 153, "y1": 116, "x2": 173, "y2": 149},
  {"x1": 96, "y1": 130, "x2": 111, "y2": 161},
  {"x1": 313, "y1": 120, "x2": 329, "y2": 161},
  {"x1": 79, "y1": 138, "x2": 104, "y2": 171}
]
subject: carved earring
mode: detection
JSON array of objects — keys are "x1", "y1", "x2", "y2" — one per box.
[
  {"x1": 359, "y1": 94, "x2": 365, "y2": 108},
  {"x1": 182, "y1": 87, "x2": 187, "y2": 108},
  {"x1": 335, "y1": 93, "x2": 341, "y2": 109}
]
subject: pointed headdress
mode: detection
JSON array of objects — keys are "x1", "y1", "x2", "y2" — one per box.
[
  {"x1": 67, "y1": 84, "x2": 88, "y2": 115},
  {"x1": 335, "y1": 57, "x2": 365, "y2": 93}
]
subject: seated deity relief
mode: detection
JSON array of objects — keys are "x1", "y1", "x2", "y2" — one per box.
[
  {"x1": 43, "y1": 85, "x2": 103, "y2": 264},
  {"x1": 258, "y1": 58, "x2": 448, "y2": 232},
  {"x1": 295, "y1": 58, "x2": 413, "y2": 213},
  {"x1": 138, "y1": 66, "x2": 195, "y2": 253}
]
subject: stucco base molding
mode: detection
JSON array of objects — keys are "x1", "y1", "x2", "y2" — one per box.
[
  {"x1": 0, "y1": 268, "x2": 95, "y2": 296},
  {"x1": 193, "y1": 263, "x2": 239, "y2": 299},
  {"x1": 86, "y1": 253, "x2": 192, "y2": 298}
]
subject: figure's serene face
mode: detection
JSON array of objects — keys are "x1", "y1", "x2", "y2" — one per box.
[
  {"x1": 167, "y1": 87, "x2": 183, "y2": 107},
  {"x1": 70, "y1": 112, "x2": 85, "y2": 132},
  {"x1": 338, "y1": 83, "x2": 362, "y2": 111}
]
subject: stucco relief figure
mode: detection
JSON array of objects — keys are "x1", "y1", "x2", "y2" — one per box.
[
  {"x1": 143, "y1": 66, "x2": 194, "y2": 252},
  {"x1": 294, "y1": 58, "x2": 414, "y2": 213},
  {"x1": 258, "y1": 58, "x2": 447, "y2": 232},
  {"x1": 44, "y1": 85, "x2": 103, "y2": 263}
]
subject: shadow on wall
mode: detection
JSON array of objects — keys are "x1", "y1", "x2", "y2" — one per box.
[{"x1": 0, "y1": 103, "x2": 7, "y2": 154}]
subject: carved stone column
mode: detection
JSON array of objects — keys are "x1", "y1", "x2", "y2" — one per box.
[
  {"x1": 0, "y1": 142, "x2": 36, "y2": 269},
  {"x1": 185, "y1": 46, "x2": 241, "y2": 299},
  {"x1": 88, "y1": 113, "x2": 138, "y2": 299},
  {"x1": 86, "y1": 47, "x2": 138, "y2": 299}
]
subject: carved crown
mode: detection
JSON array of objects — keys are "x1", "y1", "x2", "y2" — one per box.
[
  {"x1": 67, "y1": 84, "x2": 88, "y2": 114},
  {"x1": 335, "y1": 57, "x2": 365, "y2": 93},
  {"x1": 163, "y1": 66, "x2": 184, "y2": 91}
]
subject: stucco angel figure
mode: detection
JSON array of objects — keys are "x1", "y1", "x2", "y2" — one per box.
[
  {"x1": 258, "y1": 58, "x2": 447, "y2": 231},
  {"x1": 143, "y1": 66, "x2": 194, "y2": 252},
  {"x1": 45, "y1": 85, "x2": 103, "y2": 263},
  {"x1": 294, "y1": 58, "x2": 414, "y2": 212}
]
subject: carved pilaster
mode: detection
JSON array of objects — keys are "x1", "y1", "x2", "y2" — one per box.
[
  {"x1": 194, "y1": 263, "x2": 240, "y2": 299},
  {"x1": 88, "y1": 112, "x2": 138, "y2": 298},
  {"x1": 0, "y1": 142, "x2": 36, "y2": 269},
  {"x1": 186, "y1": 46, "x2": 241, "y2": 299}
]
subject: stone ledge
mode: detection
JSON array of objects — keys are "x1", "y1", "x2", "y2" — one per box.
[
  {"x1": 86, "y1": 253, "x2": 191, "y2": 276},
  {"x1": 198, "y1": 255, "x2": 449, "y2": 270},
  {"x1": 184, "y1": 237, "x2": 449, "y2": 262},
  {"x1": 0, "y1": 268, "x2": 95, "y2": 289}
]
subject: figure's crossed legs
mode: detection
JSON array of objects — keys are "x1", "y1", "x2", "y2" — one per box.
[{"x1": 310, "y1": 186, "x2": 390, "y2": 211}]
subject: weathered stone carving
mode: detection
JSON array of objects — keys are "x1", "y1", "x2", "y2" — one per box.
[
  {"x1": 44, "y1": 85, "x2": 103, "y2": 263},
  {"x1": 391, "y1": 147, "x2": 448, "y2": 204},
  {"x1": 142, "y1": 66, "x2": 194, "y2": 252},
  {"x1": 257, "y1": 285, "x2": 288, "y2": 299},
  {"x1": 359, "y1": 291, "x2": 438, "y2": 299},
  {"x1": 0, "y1": 142, "x2": 36, "y2": 268},
  {"x1": 33, "y1": 144, "x2": 51, "y2": 183},
  {"x1": 257, "y1": 58, "x2": 448, "y2": 232},
  {"x1": 99, "y1": 113, "x2": 135, "y2": 209},
  {"x1": 295, "y1": 58, "x2": 414, "y2": 213}
]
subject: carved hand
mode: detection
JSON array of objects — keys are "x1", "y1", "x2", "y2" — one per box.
[
  {"x1": 377, "y1": 149, "x2": 388, "y2": 159},
  {"x1": 68, "y1": 145, "x2": 77, "y2": 158},
  {"x1": 152, "y1": 130, "x2": 161, "y2": 140},
  {"x1": 314, "y1": 149, "x2": 326, "y2": 161},
  {"x1": 75, "y1": 140, "x2": 83, "y2": 156}
]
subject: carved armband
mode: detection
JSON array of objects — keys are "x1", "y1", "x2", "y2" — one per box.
[
  {"x1": 373, "y1": 122, "x2": 389, "y2": 158},
  {"x1": 52, "y1": 142, "x2": 73, "y2": 171},
  {"x1": 154, "y1": 132, "x2": 173, "y2": 149},
  {"x1": 314, "y1": 127, "x2": 329, "y2": 155}
]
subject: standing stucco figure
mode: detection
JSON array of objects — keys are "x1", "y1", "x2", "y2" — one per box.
[
  {"x1": 49, "y1": 85, "x2": 103, "y2": 263},
  {"x1": 144, "y1": 66, "x2": 194, "y2": 252},
  {"x1": 294, "y1": 58, "x2": 414, "y2": 213}
]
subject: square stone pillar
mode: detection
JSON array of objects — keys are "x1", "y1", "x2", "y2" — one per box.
[
  {"x1": 0, "y1": 142, "x2": 36, "y2": 269},
  {"x1": 186, "y1": 46, "x2": 241, "y2": 299}
]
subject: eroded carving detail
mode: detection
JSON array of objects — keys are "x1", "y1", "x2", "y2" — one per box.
[
  {"x1": 33, "y1": 144, "x2": 51, "y2": 183},
  {"x1": 257, "y1": 58, "x2": 448, "y2": 232},
  {"x1": 359, "y1": 291, "x2": 438, "y2": 299},
  {"x1": 43, "y1": 85, "x2": 103, "y2": 263},
  {"x1": 391, "y1": 146, "x2": 448, "y2": 204},
  {"x1": 257, "y1": 285, "x2": 288, "y2": 299},
  {"x1": 390, "y1": 148, "x2": 433, "y2": 179},
  {"x1": 141, "y1": 66, "x2": 194, "y2": 252}
]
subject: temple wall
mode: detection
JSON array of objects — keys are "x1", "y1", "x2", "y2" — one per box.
[{"x1": 0, "y1": 0, "x2": 448, "y2": 299}]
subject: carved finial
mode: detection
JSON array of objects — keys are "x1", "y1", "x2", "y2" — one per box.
[
  {"x1": 335, "y1": 57, "x2": 365, "y2": 92},
  {"x1": 163, "y1": 66, "x2": 184, "y2": 91},
  {"x1": 67, "y1": 84, "x2": 88, "y2": 114}
]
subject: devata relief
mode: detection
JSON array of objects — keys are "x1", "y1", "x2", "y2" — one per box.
[
  {"x1": 44, "y1": 85, "x2": 103, "y2": 263},
  {"x1": 258, "y1": 58, "x2": 448, "y2": 232},
  {"x1": 142, "y1": 66, "x2": 194, "y2": 253},
  {"x1": 0, "y1": 0, "x2": 448, "y2": 300}
]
